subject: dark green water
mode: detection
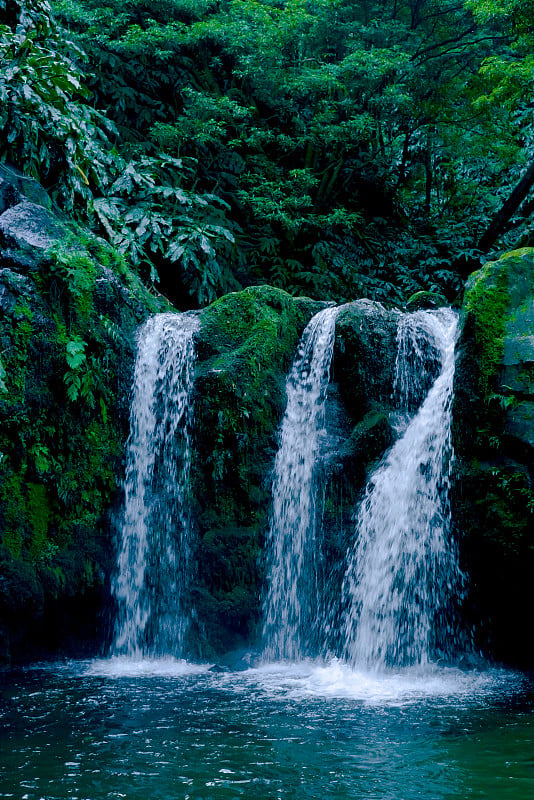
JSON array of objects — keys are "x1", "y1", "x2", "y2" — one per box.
[{"x1": 1, "y1": 659, "x2": 533, "y2": 799}]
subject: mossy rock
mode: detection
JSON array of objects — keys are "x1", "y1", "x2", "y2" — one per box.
[
  {"x1": 453, "y1": 249, "x2": 534, "y2": 667},
  {"x1": 464, "y1": 248, "x2": 534, "y2": 392},
  {"x1": 0, "y1": 194, "x2": 167, "y2": 663},
  {"x1": 193, "y1": 526, "x2": 261, "y2": 655},
  {"x1": 193, "y1": 285, "x2": 322, "y2": 526},
  {"x1": 334, "y1": 300, "x2": 399, "y2": 419},
  {"x1": 190, "y1": 286, "x2": 322, "y2": 654},
  {"x1": 406, "y1": 290, "x2": 448, "y2": 311},
  {"x1": 452, "y1": 460, "x2": 534, "y2": 667},
  {"x1": 344, "y1": 410, "x2": 394, "y2": 475}
]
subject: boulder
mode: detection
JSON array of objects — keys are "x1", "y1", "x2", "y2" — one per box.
[
  {"x1": 463, "y1": 247, "x2": 534, "y2": 455},
  {"x1": 0, "y1": 200, "x2": 67, "y2": 252},
  {"x1": 406, "y1": 289, "x2": 448, "y2": 311},
  {"x1": 453, "y1": 248, "x2": 534, "y2": 667},
  {"x1": 0, "y1": 184, "x2": 165, "y2": 665},
  {"x1": 190, "y1": 286, "x2": 322, "y2": 654},
  {"x1": 334, "y1": 300, "x2": 399, "y2": 419}
]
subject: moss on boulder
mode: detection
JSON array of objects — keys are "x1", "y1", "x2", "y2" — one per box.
[
  {"x1": 0, "y1": 186, "x2": 166, "y2": 665},
  {"x1": 454, "y1": 249, "x2": 534, "y2": 667},
  {"x1": 190, "y1": 286, "x2": 322, "y2": 655}
]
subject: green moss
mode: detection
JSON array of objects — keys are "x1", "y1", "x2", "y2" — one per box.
[
  {"x1": 81, "y1": 231, "x2": 165, "y2": 313},
  {"x1": 406, "y1": 289, "x2": 448, "y2": 310},
  {"x1": 190, "y1": 286, "x2": 321, "y2": 652},
  {"x1": 196, "y1": 286, "x2": 316, "y2": 511},
  {"x1": 202, "y1": 285, "x2": 307, "y2": 356},
  {"x1": 2, "y1": 311, "x2": 34, "y2": 404},
  {"x1": 56, "y1": 249, "x2": 96, "y2": 320},
  {"x1": 498, "y1": 246, "x2": 534, "y2": 261},
  {"x1": 0, "y1": 209, "x2": 167, "y2": 661},
  {"x1": 194, "y1": 527, "x2": 261, "y2": 654},
  {"x1": 458, "y1": 463, "x2": 534, "y2": 555},
  {"x1": 464, "y1": 257, "x2": 510, "y2": 397},
  {"x1": 455, "y1": 251, "x2": 534, "y2": 665}
]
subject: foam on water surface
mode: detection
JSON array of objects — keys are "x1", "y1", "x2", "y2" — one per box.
[
  {"x1": 236, "y1": 660, "x2": 525, "y2": 706},
  {"x1": 83, "y1": 656, "x2": 213, "y2": 678}
]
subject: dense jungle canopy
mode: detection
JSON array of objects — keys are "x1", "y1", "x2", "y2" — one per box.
[{"x1": 1, "y1": 0, "x2": 534, "y2": 307}]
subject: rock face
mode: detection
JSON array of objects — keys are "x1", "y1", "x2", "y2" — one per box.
[
  {"x1": 2, "y1": 167, "x2": 534, "y2": 669},
  {"x1": 0, "y1": 175, "x2": 164, "y2": 665},
  {"x1": 0, "y1": 200, "x2": 67, "y2": 251},
  {"x1": 0, "y1": 179, "x2": 403, "y2": 665},
  {"x1": 190, "y1": 286, "x2": 321, "y2": 654},
  {"x1": 189, "y1": 295, "x2": 400, "y2": 656},
  {"x1": 453, "y1": 249, "x2": 534, "y2": 667}
]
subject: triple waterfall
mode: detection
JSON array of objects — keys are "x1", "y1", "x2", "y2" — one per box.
[{"x1": 112, "y1": 305, "x2": 464, "y2": 669}]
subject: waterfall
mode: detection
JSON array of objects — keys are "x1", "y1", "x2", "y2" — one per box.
[
  {"x1": 341, "y1": 307, "x2": 463, "y2": 670},
  {"x1": 112, "y1": 312, "x2": 199, "y2": 658},
  {"x1": 262, "y1": 306, "x2": 340, "y2": 661}
]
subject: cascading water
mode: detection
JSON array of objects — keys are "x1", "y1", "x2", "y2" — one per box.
[
  {"x1": 112, "y1": 312, "x2": 199, "y2": 658},
  {"x1": 341, "y1": 307, "x2": 463, "y2": 670},
  {"x1": 262, "y1": 306, "x2": 340, "y2": 661}
]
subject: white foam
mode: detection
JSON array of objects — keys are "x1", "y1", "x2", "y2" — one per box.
[
  {"x1": 83, "y1": 656, "x2": 212, "y2": 678},
  {"x1": 236, "y1": 659, "x2": 523, "y2": 706},
  {"x1": 22, "y1": 657, "x2": 524, "y2": 708}
]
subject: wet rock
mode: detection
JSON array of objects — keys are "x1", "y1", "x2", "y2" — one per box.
[
  {"x1": 453, "y1": 248, "x2": 534, "y2": 668},
  {"x1": 0, "y1": 176, "x2": 21, "y2": 215},
  {"x1": 406, "y1": 289, "x2": 448, "y2": 311},
  {"x1": 334, "y1": 300, "x2": 399, "y2": 418},
  {"x1": 0, "y1": 200, "x2": 67, "y2": 251},
  {"x1": 0, "y1": 164, "x2": 52, "y2": 209}
]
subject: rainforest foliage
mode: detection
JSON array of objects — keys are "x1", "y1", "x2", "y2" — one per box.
[
  {"x1": 2, "y1": 0, "x2": 534, "y2": 666},
  {"x1": 1, "y1": 0, "x2": 534, "y2": 307}
]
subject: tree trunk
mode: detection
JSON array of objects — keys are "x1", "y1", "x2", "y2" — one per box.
[
  {"x1": 452, "y1": 158, "x2": 534, "y2": 282},
  {"x1": 477, "y1": 158, "x2": 534, "y2": 252}
]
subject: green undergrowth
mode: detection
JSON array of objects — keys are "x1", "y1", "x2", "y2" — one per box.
[{"x1": 0, "y1": 230, "x2": 164, "y2": 661}]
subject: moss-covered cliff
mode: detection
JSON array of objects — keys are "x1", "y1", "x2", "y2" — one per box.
[
  {"x1": 189, "y1": 295, "x2": 400, "y2": 657},
  {"x1": 454, "y1": 249, "x2": 534, "y2": 667},
  {"x1": 2, "y1": 166, "x2": 534, "y2": 669},
  {"x1": 0, "y1": 175, "x2": 165, "y2": 664}
]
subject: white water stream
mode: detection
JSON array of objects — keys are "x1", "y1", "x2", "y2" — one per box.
[
  {"x1": 342, "y1": 308, "x2": 463, "y2": 669},
  {"x1": 112, "y1": 312, "x2": 199, "y2": 658},
  {"x1": 262, "y1": 306, "x2": 340, "y2": 661}
]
